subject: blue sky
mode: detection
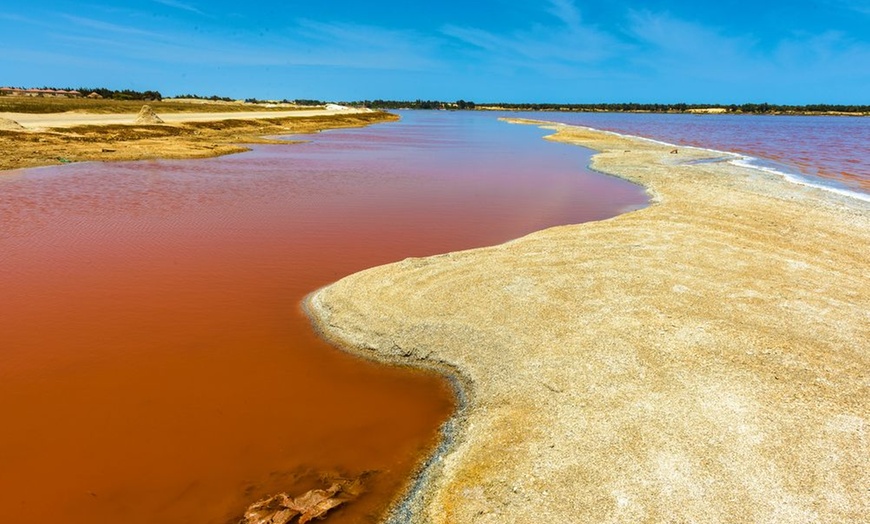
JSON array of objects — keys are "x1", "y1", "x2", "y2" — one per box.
[{"x1": 2, "y1": 0, "x2": 868, "y2": 103}]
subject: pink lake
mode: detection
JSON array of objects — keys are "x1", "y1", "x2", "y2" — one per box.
[{"x1": 0, "y1": 111, "x2": 647, "y2": 523}]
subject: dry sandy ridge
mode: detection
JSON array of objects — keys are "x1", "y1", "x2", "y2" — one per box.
[
  {"x1": 308, "y1": 120, "x2": 869, "y2": 523},
  {"x1": 0, "y1": 106, "x2": 392, "y2": 173},
  {"x1": 2, "y1": 107, "x2": 366, "y2": 130}
]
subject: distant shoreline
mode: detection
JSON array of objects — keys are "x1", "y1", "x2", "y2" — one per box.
[
  {"x1": 343, "y1": 99, "x2": 870, "y2": 116},
  {"x1": 476, "y1": 107, "x2": 870, "y2": 117}
]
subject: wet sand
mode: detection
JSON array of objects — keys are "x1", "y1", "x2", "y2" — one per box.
[{"x1": 309, "y1": 120, "x2": 869, "y2": 522}]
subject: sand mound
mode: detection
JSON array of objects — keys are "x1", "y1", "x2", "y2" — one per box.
[
  {"x1": 134, "y1": 105, "x2": 164, "y2": 124},
  {"x1": 0, "y1": 117, "x2": 25, "y2": 131}
]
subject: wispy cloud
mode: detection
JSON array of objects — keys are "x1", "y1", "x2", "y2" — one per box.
[
  {"x1": 546, "y1": 0, "x2": 582, "y2": 28},
  {"x1": 620, "y1": 9, "x2": 870, "y2": 101},
  {"x1": 626, "y1": 10, "x2": 758, "y2": 68},
  {"x1": 151, "y1": 0, "x2": 205, "y2": 15},
  {"x1": 256, "y1": 20, "x2": 445, "y2": 70},
  {"x1": 0, "y1": 12, "x2": 32, "y2": 22},
  {"x1": 441, "y1": 0, "x2": 620, "y2": 74},
  {"x1": 60, "y1": 14, "x2": 166, "y2": 39},
  {"x1": 826, "y1": 0, "x2": 870, "y2": 16},
  {"x1": 10, "y1": 9, "x2": 442, "y2": 72},
  {"x1": 773, "y1": 30, "x2": 870, "y2": 78}
]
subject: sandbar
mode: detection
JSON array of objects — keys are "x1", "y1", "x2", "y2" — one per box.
[{"x1": 308, "y1": 120, "x2": 869, "y2": 522}]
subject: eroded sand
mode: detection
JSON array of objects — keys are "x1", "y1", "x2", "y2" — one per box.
[{"x1": 308, "y1": 121, "x2": 869, "y2": 522}]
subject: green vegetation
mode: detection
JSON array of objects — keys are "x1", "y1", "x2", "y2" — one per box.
[
  {"x1": 76, "y1": 87, "x2": 163, "y2": 101},
  {"x1": 0, "y1": 86, "x2": 163, "y2": 100},
  {"x1": 242, "y1": 97, "x2": 324, "y2": 105},
  {"x1": 174, "y1": 93, "x2": 237, "y2": 102},
  {"x1": 292, "y1": 99, "x2": 326, "y2": 106}
]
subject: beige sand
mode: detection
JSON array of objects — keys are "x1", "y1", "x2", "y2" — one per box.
[
  {"x1": 2, "y1": 107, "x2": 367, "y2": 131},
  {"x1": 0, "y1": 117, "x2": 25, "y2": 130},
  {"x1": 308, "y1": 121, "x2": 869, "y2": 523},
  {"x1": 0, "y1": 108, "x2": 393, "y2": 172}
]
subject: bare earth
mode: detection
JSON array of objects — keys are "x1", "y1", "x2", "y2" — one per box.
[
  {"x1": 308, "y1": 121, "x2": 869, "y2": 523},
  {"x1": 0, "y1": 106, "x2": 392, "y2": 172},
  {"x1": 3, "y1": 108, "x2": 365, "y2": 130}
]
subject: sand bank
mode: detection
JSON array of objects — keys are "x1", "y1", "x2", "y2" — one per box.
[
  {"x1": 2, "y1": 107, "x2": 367, "y2": 130},
  {"x1": 308, "y1": 120, "x2": 869, "y2": 522},
  {"x1": 0, "y1": 106, "x2": 390, "y2": 172}
]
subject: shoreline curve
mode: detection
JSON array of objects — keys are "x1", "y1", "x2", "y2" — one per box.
[
  {"x1": 304, "y1": 291, "x2": 475, "y2": 523},
  {"x1": 307, "y1": 120, "x2": 869, "y2": 523}
]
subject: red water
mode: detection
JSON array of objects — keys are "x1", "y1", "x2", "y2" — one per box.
[{"x1": 0, "y1": 111, "x2": 647, "y2": 523}]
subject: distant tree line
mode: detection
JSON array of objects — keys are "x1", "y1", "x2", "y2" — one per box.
[
  {"x1": 238, "y1": 97, "x2": 324, "y2": 105},
  {"x1": 25, "y1": 89, "x2": 867, "y2": 114},
  {"x1": 724, "y1": 103, "x2": 869, "y2": 114},
  {"x1": 348, "y1": 100, "x2": 869, "y2": 114},
  {"x1": 175, "y1": 93, "x2": 236, "y2": 102},
  {"x1": 76, "y1": 87, "x2": 163, "y2": 101},
  {"x1": 350, "y1": 99, "x2": 477, "y2": 110},
  {"x1": 171, "y1": 94, "x2": 325, "y2": 105},
  {"x1": 292, "y1": 99, "x2": 325, "y2": 106},
  {"x1": 3, "y1": 86, "x2": 164, "y2": 100}
]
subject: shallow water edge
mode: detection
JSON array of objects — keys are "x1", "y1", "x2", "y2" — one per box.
[{"x1": 306, "y1": 120, "x2": 868, "y2": 522}]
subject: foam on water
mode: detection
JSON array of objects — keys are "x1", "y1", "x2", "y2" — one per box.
[{"x1": 729, "y1": 156, "x2": 870, "y2": 203}]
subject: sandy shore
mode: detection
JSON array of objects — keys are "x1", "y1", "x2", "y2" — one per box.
[
  {"x1": 0, "y1": 107, "x2": 393, "y2": 172},
  {"x1": 3, "y1": 107, "x2": 366, "y2": 130},
  {"x1": 308, "y1": 121, "x2": 869, "y2": 522}
]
